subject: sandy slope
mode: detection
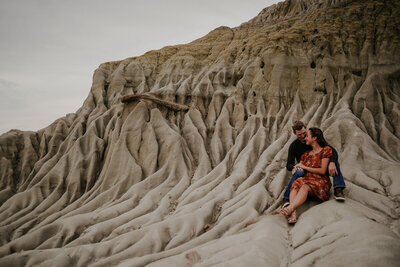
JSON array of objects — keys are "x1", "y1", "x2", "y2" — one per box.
[{"x1": 0, "y1": 0, "x2": 399, "y2": 266}]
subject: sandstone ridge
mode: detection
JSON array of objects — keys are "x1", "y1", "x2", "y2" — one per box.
[{"x1": 0, "y1": 0, "x2": 399, "y2": 266}]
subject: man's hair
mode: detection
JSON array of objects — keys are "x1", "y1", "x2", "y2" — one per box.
[{"x1": 292, "y1": 121, "x2": 306, "y2": 133}]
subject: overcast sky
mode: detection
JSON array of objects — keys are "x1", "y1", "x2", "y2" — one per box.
[{"x1": 0, "y1": 0, "x2": 281, "y2": 134}]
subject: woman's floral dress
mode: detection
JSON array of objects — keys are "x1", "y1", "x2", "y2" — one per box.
[{"x1": 291, "y1": 146, "x2": 332, "y2": 201}]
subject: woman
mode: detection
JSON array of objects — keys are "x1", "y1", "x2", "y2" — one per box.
[{"x1": 280, "y1": 127, "x2": 332, "y2": 223}]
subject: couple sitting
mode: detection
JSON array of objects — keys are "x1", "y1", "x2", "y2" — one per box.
[{"x1": 279, "y1": 121, "x2": 346, "y2": 223}]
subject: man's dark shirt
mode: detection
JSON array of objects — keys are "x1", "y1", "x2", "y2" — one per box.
[{"x1": 286, "y1": 139, "x2": 339, "y2": 171}]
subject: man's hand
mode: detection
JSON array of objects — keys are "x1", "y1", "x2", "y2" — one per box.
[{"x1": 328, "y1": 162, "x2": 337, "y2": 176}]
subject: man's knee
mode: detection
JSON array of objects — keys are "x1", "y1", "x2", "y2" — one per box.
[{"x1": 294, "y1": 169, "x2": 305, "y2": 177}]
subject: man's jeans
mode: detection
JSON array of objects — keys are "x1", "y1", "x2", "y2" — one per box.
[{"x1": 283, "y1": 162, "x2": 346, "y2": 200}]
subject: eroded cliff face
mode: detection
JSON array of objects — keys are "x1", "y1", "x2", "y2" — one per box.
[{"x1": 0, "y1": 0, "x2": 399, "y2": 266}]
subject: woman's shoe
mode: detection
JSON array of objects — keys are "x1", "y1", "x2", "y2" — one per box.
[
  {"x1": 281, "y1": 200, "x2": 290, "y2": 209},
  {"x1": 287, "y1": 210, "x2": 297, "y2": 224},
  {"x1": 279, "y1": 205, "x2": 294, "y2": 217}
]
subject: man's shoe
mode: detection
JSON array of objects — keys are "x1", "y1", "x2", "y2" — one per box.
[{"x1": 334, "y1": 188, "x2": 345, "y2": 201}]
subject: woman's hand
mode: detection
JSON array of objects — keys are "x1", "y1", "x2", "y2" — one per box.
[{"x1": 295, "y1": 163, "x2": 306, "y2": 169}]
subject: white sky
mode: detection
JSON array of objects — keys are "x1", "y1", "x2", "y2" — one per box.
[{"x1": 0, "y1": 0, "x2": 281, "y2": 134}]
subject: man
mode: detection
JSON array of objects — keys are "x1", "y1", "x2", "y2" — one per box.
[{"x1": 282, "y1": 121, "x2": 346, "y2": 207}]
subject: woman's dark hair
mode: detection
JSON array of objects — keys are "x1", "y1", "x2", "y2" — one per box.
[{"x1": 309, "y1": 127, "x2": 329, "y2": 147}]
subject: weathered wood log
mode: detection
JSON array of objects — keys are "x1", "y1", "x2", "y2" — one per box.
[{"x1": 121, "y1": 93, "x2": 189, "y2": 111}]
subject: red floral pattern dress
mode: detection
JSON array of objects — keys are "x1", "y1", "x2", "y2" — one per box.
[{"x1": 290, "y1": 146, "x2": 332, "y2": 201}]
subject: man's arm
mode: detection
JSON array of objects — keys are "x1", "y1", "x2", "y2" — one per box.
[
  {"x1": 329, "y1": 146, "x2": 338, "y2": 163},
  {"x1": 328, "y1": 146, "x2": 339, "y2": 176},
  {"x1": 286, "y1": 143, "x2": 296, "y2": 171}
]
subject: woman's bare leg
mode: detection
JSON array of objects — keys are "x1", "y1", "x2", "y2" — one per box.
[
  {"x1": 289, "y1": 187, "x2": 299, "y2": 205},
  {"x1": 280, "y1": 187, "x2": 298, "y2": 216},
  {"x1": 285, "y1": 188, "x2": 299, "y2": 220},
  {"x1": 284, "y1": 184, "x2": 311, "y2": 215},
  {"x1": 290, "y1": 184, "x2": 311, "y2": 209}
]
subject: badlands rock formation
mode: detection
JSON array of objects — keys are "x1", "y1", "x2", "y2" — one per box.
[{"x1": 1, "y1": 0, "x2": 400, "y2": 266}]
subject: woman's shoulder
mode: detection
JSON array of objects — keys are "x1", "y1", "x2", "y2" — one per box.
[
  {"x1": 321, "y1": 146, "x2": 332, "y2": 157},
  {"x1": 322, "y1": 146, "x2": 332, "y2": 152}
]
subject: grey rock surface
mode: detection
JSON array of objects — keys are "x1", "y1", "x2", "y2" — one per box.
[{"x1": 0, "y1": 0, "x2": 399, "y2": 266}]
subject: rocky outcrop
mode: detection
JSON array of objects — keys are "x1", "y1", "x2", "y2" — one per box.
[{"x1": 0, "y1": 0, "x2": 399, "y2": 266}]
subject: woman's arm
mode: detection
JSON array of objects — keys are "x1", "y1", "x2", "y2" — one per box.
[{"x1": 295, "y1": 158, "x2": 330, "y2": 175}]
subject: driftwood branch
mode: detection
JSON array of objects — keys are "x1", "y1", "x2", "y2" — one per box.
[{"x1": 121, "y1": 94, "x2": 189, "y2": 111}]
